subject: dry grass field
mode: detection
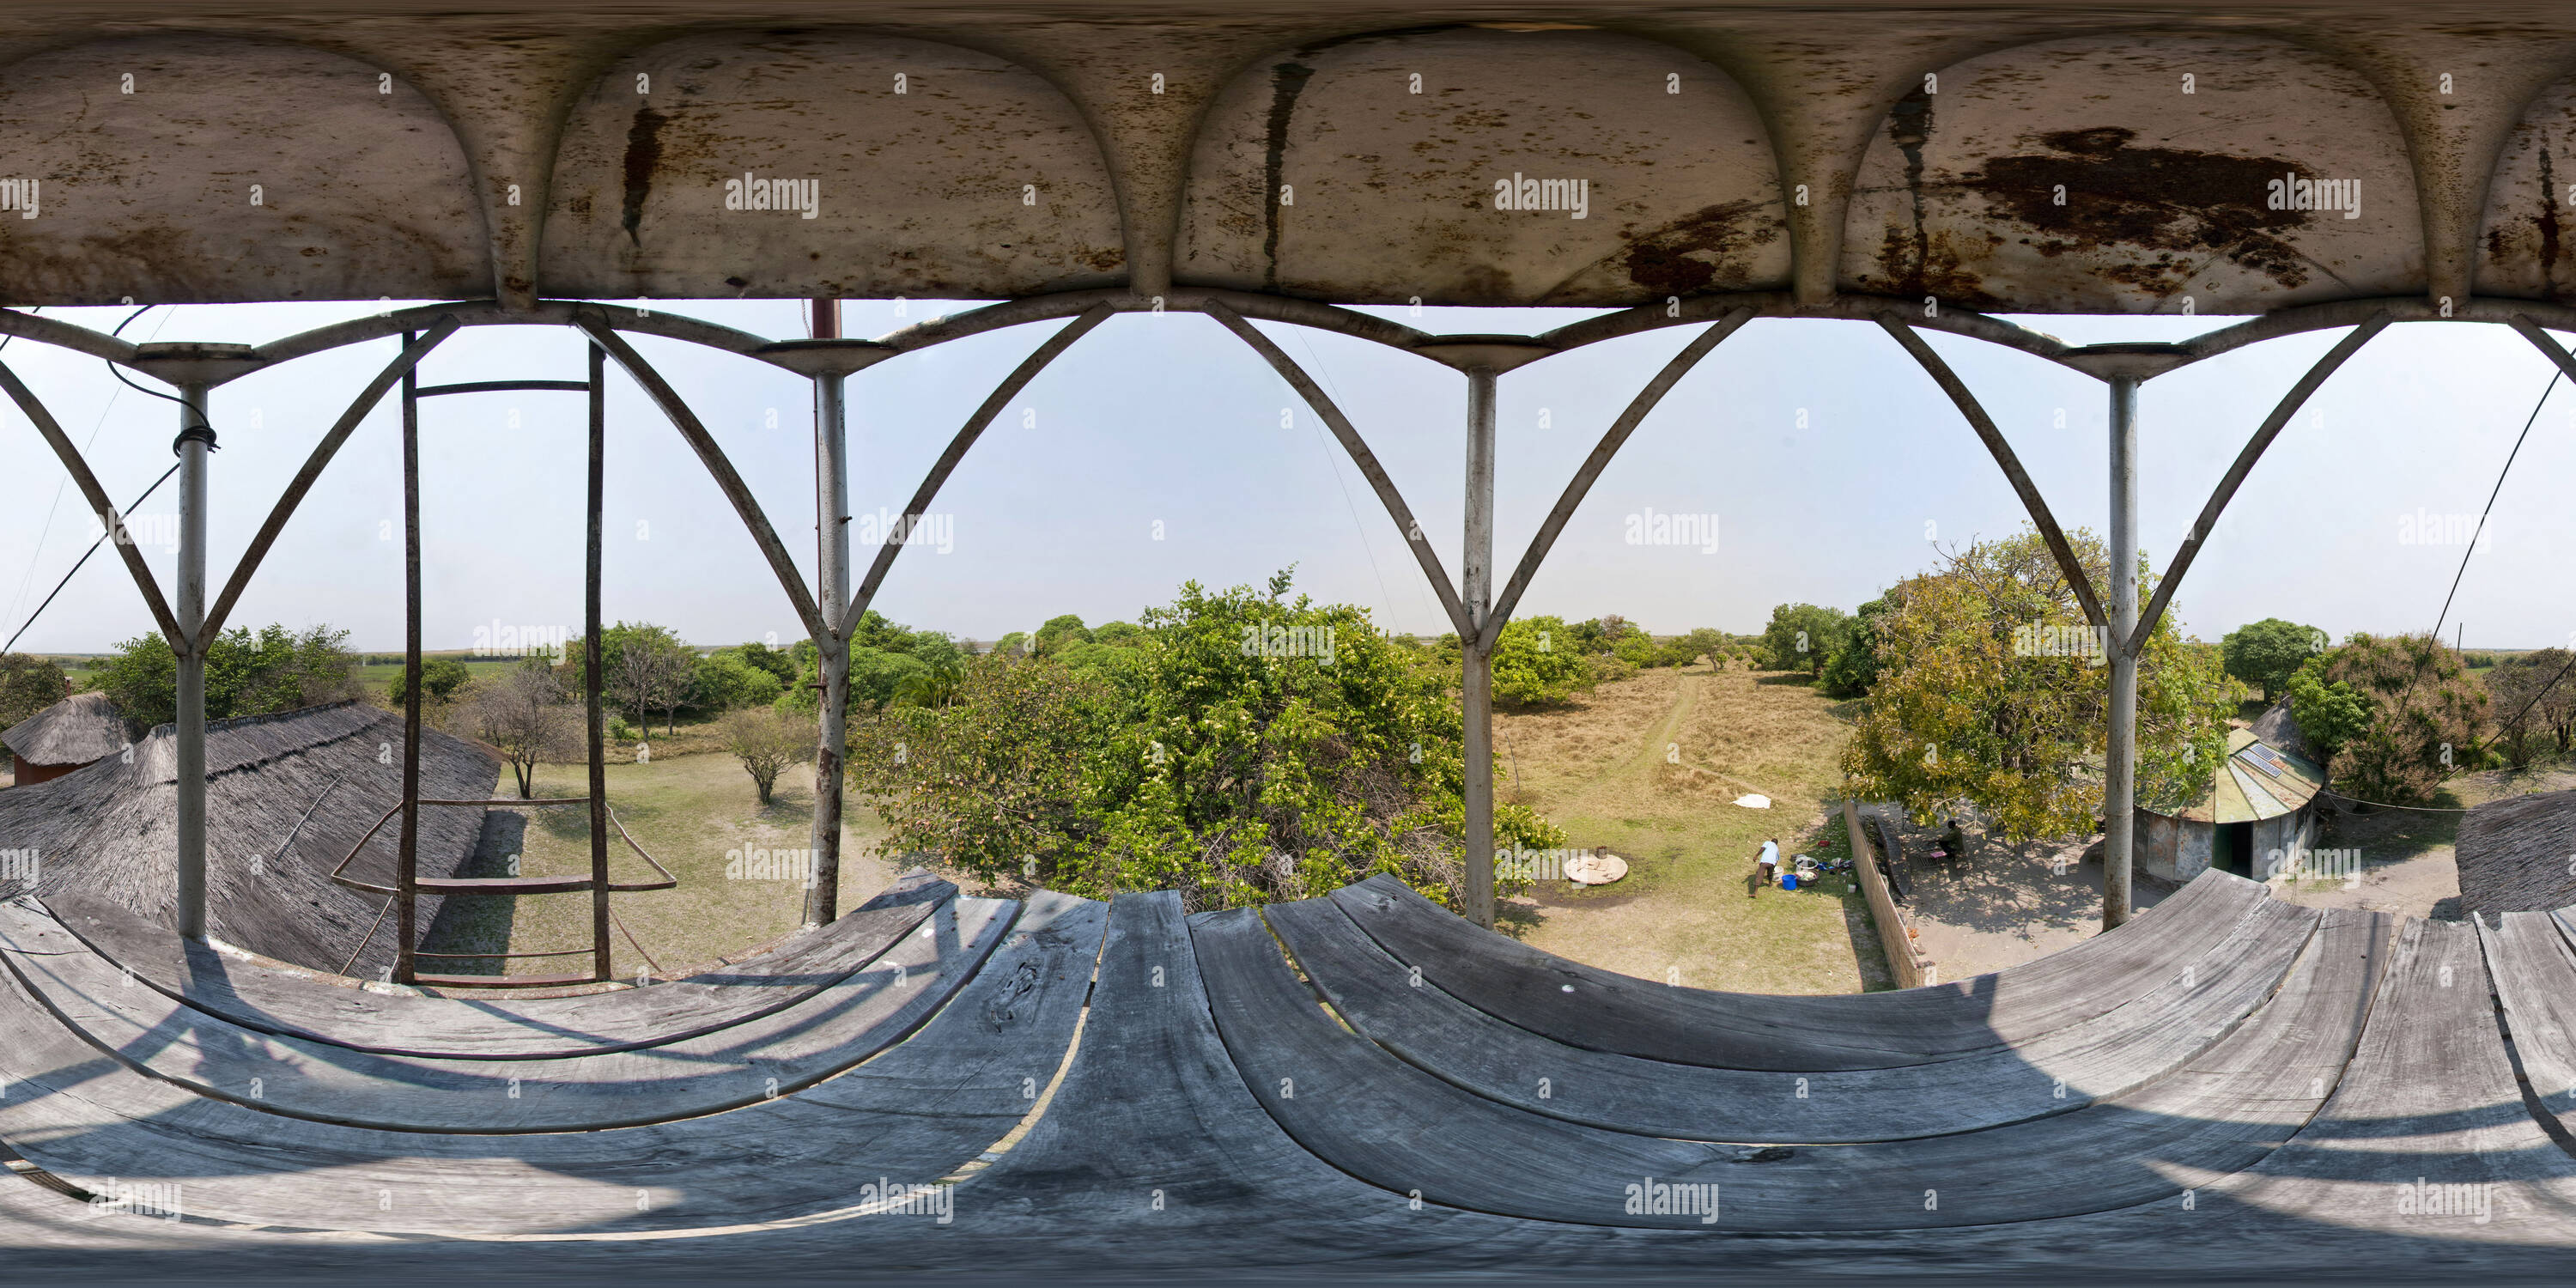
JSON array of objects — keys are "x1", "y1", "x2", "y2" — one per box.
[
  {"x1": 1496, "y1": 663, "x2": 1893, "y2": 993},
  {"x1": 418, "y1": 752, "x2": 896, "y2": 981}
]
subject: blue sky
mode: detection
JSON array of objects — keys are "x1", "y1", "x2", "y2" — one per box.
[{"x1": 3, "y1": 298, "x2": 2572, "y2": 654}]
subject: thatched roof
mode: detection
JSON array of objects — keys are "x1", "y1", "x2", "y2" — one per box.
[
  {"x1": 2, "y1": 691, "x2": 131, "y2": 766},
  {"x1": 2457, "y1": 788, "x2": 2576, "y2": 915},
  {"x1": 0, "y1": 702, "x2": 496, "y2": 978}
]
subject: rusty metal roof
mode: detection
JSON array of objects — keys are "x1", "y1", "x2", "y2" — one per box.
[
  {"x1": 2162, "y1": 726, "x2": 2326, "y2": 824},
  {"x1": 0, "y1": 3, "x2": 2571, "y2": 313}
]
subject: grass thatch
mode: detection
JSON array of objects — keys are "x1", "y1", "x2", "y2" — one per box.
[
  {"x1": 0, "y1": 701, "x2": 496, "y2": 977},
  {"x1": 2455, "y1": 786, "x2": 2576, "y2": 915},
  {"x1": 1, "y1": 691, "x2": 133, "y2": 767}
]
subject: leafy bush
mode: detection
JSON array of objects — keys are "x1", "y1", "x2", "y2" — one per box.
[
  {"x1": 1489, "y1": 616, "x2": 1598, "y2": 708},
  {"x1": 2315, "y1": 633, "x2": 2488, "y2": 805},
  {"x1": 2222, "y1": 617, "x2": 2325, "y2": 703},
  {"x1": 387, "y1": 656, "x2": 472, "y2": 705},
  {"x1": 1759, "y1": 603, "x2": 1852, "y2": 678},
  {"x1": 92, "y1": 623, "x2": 361, "y2": 728},
  {"x1": 849, "y1": 572, "x2": 1561, "y2": 913}
]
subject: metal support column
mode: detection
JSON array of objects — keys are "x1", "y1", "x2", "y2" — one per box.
[
  {"x1": 805, "y1": 297, "x2": 849, "y2": 929},
  {"x1": 174, "y1": 382, "x2": 211, "y2": 940},
  {"x1": 395, "y1": 349, "x2": 422, "y2": 981},
  {"x1": 2103, "y1": 375, "x2": 2140, "y2": 931},
  {"x1": 1461, "y1": 368, "x2": 1498, "y2": 930},
  {"x1": 586, "y1": 341, "x2": 612, "y2": 981}
]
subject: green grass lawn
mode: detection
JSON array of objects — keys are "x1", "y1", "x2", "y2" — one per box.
[
  {"x1": 1495, "y1": 664, "x2": 1893, "y2": 993},
  {"x1": 417, "y1": 750, "x2": 896, "y2": 981}
]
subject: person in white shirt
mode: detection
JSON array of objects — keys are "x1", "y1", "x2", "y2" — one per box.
[{"x1": 1753, "y1": 838, "x2": 1781, "y2": 894}]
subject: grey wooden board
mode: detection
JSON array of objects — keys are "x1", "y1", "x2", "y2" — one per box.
[
  {"x1": 0, "y1": 892, "x2": 1105, "y2": 1236},
  {"x1": 2202, "y1": 915, "x2": 2576, "y2": 1237},
  {"x1": 1195, "y1": 897, "x2": 2383, "y2": 1230},
  {"x1": 0, "y1": 900, "x2": 2570, "y2": 1275},
  {"x1": 39, "y1": 878, "x2": 944, "y2": 1060},
  {"x1": 1328, "y1": 868, "x2": 2271, "y2": 1070},
  {"x1": 2482, "y1": 909, "x2": 2576, "y2": 1143},
  {"x1": 0, "y1": 895, "x2": 1017, "y2": 1133},
  {"x1": 1266, "y1": 890, "x2": 2319, "y2": 1142}
]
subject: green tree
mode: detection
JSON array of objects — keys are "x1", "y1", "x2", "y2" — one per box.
[
  {"x1": 1032, "y1": 614, "x2": 1092, "y2": 658},
  {"x1": 387, "y1": 656, "x2": 471, "y2": 705},
  {"x1": 693, "y1": 649, "x2": 787, "y2": 712},
  {"x1": 1819, "y1": 594, "x2": 1893, "y2": 698},
  {"x1": 1841, "y1": 529, "x2": 2232, "y2": 841},
  {"x1": 732, "y1": 640, "x2": 799, "y2": 687},
  {"x1": 2283, "y1": 655, "x2": 2372, "y2": 762},
  {"x1": 849, "y1": 572, "x2": 1561, "y2": 913},
  {"x1": 849, "y1": 647, "x2": 930, "y2": 708},
  {"x1": 2222, "y1": 617, "x2": 2324, "y2": 704},
  {"x1": 2317, "y1": 633, "x2": 2489, "y2": 805},
  {"x1": 92, "y1": 623, "x2": 361, "y2": 728},
  {"x1": 1759, "y1": 603, "x2": 1852, "y2": 679},
  {"x1": 0, "y1": 653, "x2": 70, "y2": 767},
  {"x1": 720, "y1": 705, "x2": 811, "y2": 805},
  {"x1": 1489, "y1": 616, "x2": 1598, "y2": 708}
]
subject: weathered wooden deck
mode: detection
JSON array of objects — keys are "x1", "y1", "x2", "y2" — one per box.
[{"x1": 2, "y1": 868, "x2": 2572, "y2": 1279}]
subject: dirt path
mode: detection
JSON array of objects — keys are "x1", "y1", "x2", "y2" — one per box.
[{"x1": 1498, "y1": 665, "x2": 1888, "y2": 994}]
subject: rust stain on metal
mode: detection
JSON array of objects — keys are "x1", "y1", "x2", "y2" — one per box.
[
  {"x1": 621, "y1": 104, "x2": 669, "y2": 247},
  {"x1": 1617, "y1": 201, "x2": 1781, "y2": 295},
  {"x1": 1879, "y1": 112, "x2": 2322, "y2": 301}
]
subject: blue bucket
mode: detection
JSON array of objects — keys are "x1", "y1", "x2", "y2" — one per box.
[{"x1": 1779, "y1": 872, "x2": 1798, "y2": 890}]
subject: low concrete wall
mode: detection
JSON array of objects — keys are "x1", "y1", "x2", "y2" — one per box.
[{"x1": 1845, "y1": 799, "x2": 1935, "y2": 989}]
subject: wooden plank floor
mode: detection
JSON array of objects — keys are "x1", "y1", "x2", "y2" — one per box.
[
  {"x1": 0, "y1": 895, "x2": 1015, "y2": 1132},
  {"x1": 0, "y1": 892, "x2": 1103, "y2": 1235},
  {"x1": 1267, "y1": 890, "x2": 2319, "y2": 1142},
  {"x1": 39, "y1": 878, "x2": 944, "y2": 1060},
  {"x1": 1327, "y1": 868, "x2": 2269, "y2": 1071},
  {"x1": 3, "y1": 880, "x2": 2574, "y2": 1277}
]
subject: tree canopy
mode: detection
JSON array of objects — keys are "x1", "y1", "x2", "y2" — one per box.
[
  {"x1": 91, "y1": 623, "x2": 362, "y2": 728},
  {"x1": 1840, "y1": 528, "x2": 2232, "y2": 841},
  {"x1": 848, "y1": 571, "x2": 1562, "y2": 913},
  {"x1": 2221, "y1": 617, "x2": 2324, "y2": 703}
]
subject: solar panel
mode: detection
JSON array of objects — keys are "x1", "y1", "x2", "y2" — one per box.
[{"x1": 2239, "y1": 744, "x2": 2288, "y2": 777}]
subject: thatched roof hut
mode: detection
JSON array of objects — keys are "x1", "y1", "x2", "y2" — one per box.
[
  {"x1": 0, "y1": 702, "x2": 496, "y2": 978},
  {"x1": 2456, "y1": 787, "x2": 2576, "y2": 915},
  {"x1": 2, "y1": 691, "x2": 134, "y2": 784}
]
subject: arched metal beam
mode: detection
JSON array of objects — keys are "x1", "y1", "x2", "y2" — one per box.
[
  {"x1": 1876, "y1": 315, "x2": 2108, "y2": 631},
  {"x1": 848, "y1": 304, "x2": 1116, "y2": 637},
  {"x1": 2509, "y1": 311, "x2": 2576, "y2": 388},
  {"x1": 2129, "y1": 313, "x2": 2392, "y2": 655},
  {"x1": 1205, "y1": 301, "x2": 1472, "y2": 639},
  {"x1": 0, "y1": 309, "x2": 140, "y2": 364},
  {"x1": 872, "y1": 287, "x2": 1437, "y2": 355},
  {"x1": 573, "y1": 313, "x2": 829, "y2": 642},
  {"x1": 1479, "y1": 307, "x2": 1757, "y2": 652},
  {"x1": 203, "y1": 318, "x2": 461, "y2": 642},
  {"x1": 0, "y1": 357, "x2": 185, "y2": 648},
  {"x1": 261, "y1": 300, "x2": 778, "y2": 369}
]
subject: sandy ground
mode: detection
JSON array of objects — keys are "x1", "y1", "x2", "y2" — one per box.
[{"x1": 1859, "y1": 807, "x2": 2171, "y2": 981}]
